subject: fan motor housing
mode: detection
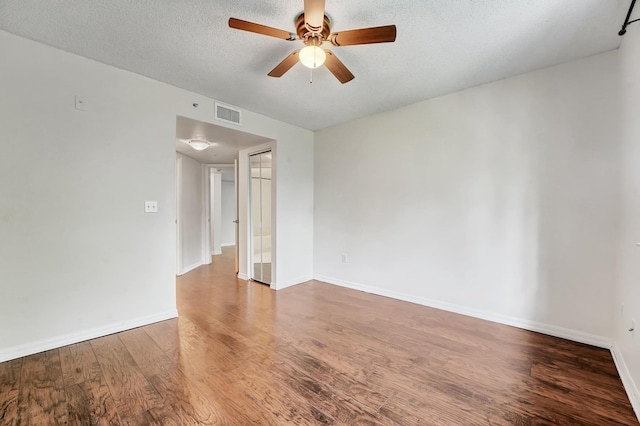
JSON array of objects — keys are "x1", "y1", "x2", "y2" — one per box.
[{"x1": 296, "y1": 13, "x2": 331, "y2": 45}]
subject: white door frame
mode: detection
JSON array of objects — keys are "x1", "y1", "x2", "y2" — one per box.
[
  {"x1": 175, "y1": 157, "x2": 183, "y2": 275},
  {"x1": 202, "y1": 165, "x2": 212, "y2": 265},
  {"x1": 234, "y1": 159, "x2": 239, "y2": 274}
]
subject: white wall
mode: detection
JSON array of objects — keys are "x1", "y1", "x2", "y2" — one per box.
[
  {"x1": 314, "y1": 50, "x2": 620, "y2": 346},
  {"x1": 0, "y1": 30, "x2": 314, "y2": 361},
  {"x1": 614, "y1": 23, "x2": 640, "y2": 413},
  {"x1": 276, "y1": 135, "x2": 314, "y2": 287},
  {"x1": 0, "y1": 31, "x2": 177, "y2": 360},
  {"x1": 177, "y1": 153, "x2": 205, "y2": 272},
  {"x1": 221, "y1": 179, "x2": 236, "y2": 246}
]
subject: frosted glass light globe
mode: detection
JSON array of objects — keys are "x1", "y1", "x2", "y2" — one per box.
[{"x1": 299, "y1": 46, "x2": 326, "y2": 69}]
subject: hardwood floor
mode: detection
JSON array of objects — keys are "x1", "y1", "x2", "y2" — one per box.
[{"x1": 1, "y1": 247, "x2": 638, "y2": 425}]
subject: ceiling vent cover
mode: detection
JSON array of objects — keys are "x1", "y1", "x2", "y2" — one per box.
[{"x1": 215, "y1": 102, "x2": 241, "y2": 125}]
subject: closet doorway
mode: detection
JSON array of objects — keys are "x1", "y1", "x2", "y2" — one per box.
[{"x1": 250, "y1": 150, "x2": 272, "y2": 284}]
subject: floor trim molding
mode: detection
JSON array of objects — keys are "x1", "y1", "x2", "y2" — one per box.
[
  {"x1": 0, "y1": 309, "x2": 178, "y2": 363},
  {"x1": 314, "y1": 275, "x2": 612, "y2": 349},
  {"x1": 179, "y1": 260, "x2": 203, "y2": 276},
  {"x1": 274, "y1": 275, "x2": 313, "y2": 290},
  {"x1": 611, "y1": 343, "x2": 640, "y2": 420}
]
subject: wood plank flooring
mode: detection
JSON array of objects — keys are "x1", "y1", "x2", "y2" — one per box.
[{"x1": 1, "y1": 246, "x2": 638, "y2": 425}]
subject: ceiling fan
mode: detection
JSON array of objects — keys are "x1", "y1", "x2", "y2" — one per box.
[{"x1": 228, "y1": 0, "x2": 397, "y2": 84}]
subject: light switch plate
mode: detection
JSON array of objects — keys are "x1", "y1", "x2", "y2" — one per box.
[{"x1": 144, "y1": 201, "x2": 158, "y2": 213}]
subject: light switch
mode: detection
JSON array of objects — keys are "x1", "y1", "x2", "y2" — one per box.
[{"x1": 144, "y1": 201, "x2": 158, "y2": 213}]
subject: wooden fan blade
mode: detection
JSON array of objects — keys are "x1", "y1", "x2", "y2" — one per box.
[
  {"x1": 304, "y1": 0, "x2": 326, "y2": 32},
  {"x1": 268, "y1": 51, "x2": 300, "y2": 77},
  {"x1": 323, "y1": 50, "x2": 354, "y2": 84},
  {"x1": 328, "y1": 25, "x2": 396, "y2": 46},
  {"x1": 229, "y1": 18, "x2": 295, "y2": 41}
]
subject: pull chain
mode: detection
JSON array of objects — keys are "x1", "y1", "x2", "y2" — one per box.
[{"x1": 310, "y1": 68, "x2": 313, "y2": 84}]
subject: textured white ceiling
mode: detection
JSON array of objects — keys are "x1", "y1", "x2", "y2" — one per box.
[{"x1": 0, "y1": 0, "x2": 629, "y2": 130}]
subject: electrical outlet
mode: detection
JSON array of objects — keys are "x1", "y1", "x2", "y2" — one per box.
[{"x1": 341, "y1": 254, "x2": 348, "y2": 264}]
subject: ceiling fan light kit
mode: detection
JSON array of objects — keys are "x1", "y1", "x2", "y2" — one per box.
[
  {"x1": 228, "y1": 0, "x2": 396, "y2": 84},
  {"x1": 299, "y1": 45, "x2": 326, "y2": 68}
]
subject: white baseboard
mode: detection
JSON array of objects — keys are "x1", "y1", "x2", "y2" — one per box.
[
  {"x1": 221, "y1": 243, "x2": 235, "y2": 247},
  {"x1": 314, "y1": 275, "x2": 612, "y2": 349},
  {"x1": 0, "y1": 309, "x2": 178, "y2": 363},
  {"x1": 274, "y1": 275, "x2": 313, "y2": 290},
  {"x1": 611, "y1": 343, "x2": 640, "y2": 420},
  {"x1": 237, "y1": 272, "x2": 249, "y2": 280},
  {"x1": 179, "y1": 260, "x2": 203, "y2": 276}
]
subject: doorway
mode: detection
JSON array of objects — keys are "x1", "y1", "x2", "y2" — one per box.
[
  {"x1": 206, "y1": 164, "x2": 238, "y2": 271},
  {"x1": 250, "y1": 151, "x2": 272, "y2": 284},
  {"x1": 174, "y1": 115, "x2": 274, "y2": 281}
]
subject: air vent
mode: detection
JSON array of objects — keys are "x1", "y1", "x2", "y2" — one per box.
[{"x1": 215, "y1": 102, "x2": 241, "y2": 125}]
